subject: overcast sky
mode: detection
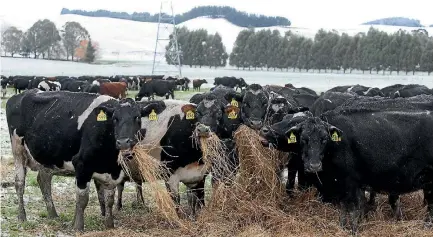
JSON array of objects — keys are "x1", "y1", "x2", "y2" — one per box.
[{"x1": 1, "y1": 0, "x2": 432, "y2": 28}]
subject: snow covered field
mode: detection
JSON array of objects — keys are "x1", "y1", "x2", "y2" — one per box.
[{"x1": 2, "y1": 14, "x2": 433, "y2": 62}]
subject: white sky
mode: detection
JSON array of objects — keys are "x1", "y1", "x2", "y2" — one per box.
[{"x1": 0, "y1": 0, "x2": 432, "y2": 28}]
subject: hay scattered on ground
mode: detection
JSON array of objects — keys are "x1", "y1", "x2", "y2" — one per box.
[{"x1": 106, "y1": 125, "x2": 430, "y2": 237}]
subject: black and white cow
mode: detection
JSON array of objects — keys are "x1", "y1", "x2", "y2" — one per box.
[
  {"x1": 37, "y1": 80, "x2": 61, "y2": 91},
  {"x1": 1, "y1": 76, "x2": 11, "y2": 98},
  {"x1": 214, "y1": 77, "x2": 248, "y2": 91},
  {"x1": 278, "y1": 97, "x2": 433, "y2": 234},
  {"x1": 6, "y1": 90, "x2": 152, "y2": 231},
  {"x1": 115, "y1": 100, "x2": 207, "y2": 215}
]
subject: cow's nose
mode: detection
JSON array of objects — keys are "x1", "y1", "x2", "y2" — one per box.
[
  {"x1": 260, "y1": 126, "x2": 270, "y2": 135},
  {"x1": 197, "y1": 124, "x2": 211, "y2": 133},
  {"x1": 250, "y1": 120, "x2": 263, "y2": 130},
  {"x1": 309, "y1": 163, "x2": 322, "y2": 172},
  {"x1": 116, "y1": 138, "x2": 132, "y2": 150}
]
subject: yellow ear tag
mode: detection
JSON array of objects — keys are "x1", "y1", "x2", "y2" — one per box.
[
  {"x1": 288, "y1": 132, "x2": 297, "y2": 144},
  {"x1": 149, "y1": 109, "x2": 158, "y2": 121},
  {"x1": 231, "y1": 99, "x2": 239, "y2": 107},
  {"x1": 186, "y1": 110, "x2": 195, "y2": 120},
  {"x1": 97, "y1": 110, "x2": 107, "y2": 122},
  {"x1": 331, "y1": 131, "x2": 341, "y2": 142},
  {"x1": 228, "y1": 110, "x2": 238, "y2": 119}
]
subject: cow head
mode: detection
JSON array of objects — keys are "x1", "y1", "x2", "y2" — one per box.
[
  {"x1": 237, "y1": 78, "x2": 248, "y2": 89},
  {"x1": 259, "y1": 111, "x2": 313, "y2": 152},
  {"x1": 284, "y1": 117, "x2": 342, "y2": 173},
  {"x1": 95, "y1": 98, "x2": 163, "y2": 158},
  {"x1": 241, "y1": 84, "x2": 269, "y2": 130},
  {"x1": 186, "y1": 93, "x2": 242, "y2": 138}
]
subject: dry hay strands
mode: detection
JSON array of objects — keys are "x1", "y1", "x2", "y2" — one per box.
[
  {"x1": 196, "y1": 132, "x2": 237, "y2": 184},
  {"x1": 130, "y1": 143, "x2": 184, "y2": 227},
  {"x1": 233, "y1": 125, "x2": 285, "y2": 203}
]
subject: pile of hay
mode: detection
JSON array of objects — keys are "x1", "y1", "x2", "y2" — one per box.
[{"x1": 112, "y1": 125, "x2": 429, "y2": 237}]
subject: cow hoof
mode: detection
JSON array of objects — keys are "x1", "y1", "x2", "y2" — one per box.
[
  {"x1": 17, "y1": 213, "x2": 27, "y2": 222},
  {"x1": 48, "y1": 212, "x2": 59, "y2": 219},
  {"x1": 105, "y1": 218, "x2": 114, "y2": 229}
]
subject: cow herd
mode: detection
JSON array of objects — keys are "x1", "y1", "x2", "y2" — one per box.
[{"x1": 4, "y1": 76, "x2": 433, "y2": 235}]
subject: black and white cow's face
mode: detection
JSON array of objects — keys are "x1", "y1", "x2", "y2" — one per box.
[
  {"x1": 267, "y1": 96, "x2": 290, "y2": 125},
  {"x1": 238, "y1": 78, "x2": 248, "y2": 89},
  {"x1": 241, "y1": 84, "x2": 269, "y2": 130},
  {"x1": 95, "y1": 99, "x2": 150, "y2": 156},
  {"x1": 259, "y1": 111, "x2": 313, "y2": 152},
  {"x1": 284, "y1": 117, "x2": 342, "y2": 173}
]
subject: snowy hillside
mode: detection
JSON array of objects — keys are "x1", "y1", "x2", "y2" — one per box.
[{"x1": 2, "y1": 14, "x2": 433, "y2": 62}]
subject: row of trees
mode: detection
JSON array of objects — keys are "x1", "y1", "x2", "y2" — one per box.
[
  {"x1": 61, "y1": 6, "x2": 290, "y2": 27},
  {"x1": 1, "y1": 20, "x2": 98, "y2": 63},
  {"x1": 165, "y1": 27, "x2": 228, "y2": 68},
  {"x1": 229, "y1": 27, "x2": 433, "y2": 75}
]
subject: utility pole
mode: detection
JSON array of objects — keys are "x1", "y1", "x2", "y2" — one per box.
[{"x1": 151, "y1": 0, "x2": 182, "y2": 77}]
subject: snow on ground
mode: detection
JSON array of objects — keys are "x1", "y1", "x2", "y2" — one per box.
[{"x1": 3, "y1": 14, "x2": 433, "y2": 62}]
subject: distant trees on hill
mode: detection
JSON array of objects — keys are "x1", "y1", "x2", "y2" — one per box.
[
  {"x1": 362, "y1": 17, "x2": 423, "y2": 27},
  {"x1": 61, "y1": 6, "x2": 291, "y2": 27},
  {"x1": 229, "y1": 27, "x2": 433, "y2": 75},
  {"x1": 1, "y1": 20, "x2": 98, "y2": 63},
  {"x1": 165, "y1": 27, "x2": 228, "y2": 68}
]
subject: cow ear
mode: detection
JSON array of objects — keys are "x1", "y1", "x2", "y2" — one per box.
[
  {"x1": 285, "y1": 125, "x2": 301, "y2": 144},
  {"x1": 140, "y1": 102, "x2": 165, "y2": 117},
  {"x1": 95, "y1": 105, "x2": 115, "y2": 120},
  {"x1": 328, "y1": 126, "x2": 343, "y2": 142}
]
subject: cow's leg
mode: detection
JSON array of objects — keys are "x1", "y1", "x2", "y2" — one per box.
[
  {"x1": 388, "y1": 194, "x2": 402, "y2": 221},
  {"x1": 285, "y1": 156, "x2": 299, "y2": 196},
  {"x1": 73, "y1": 165, "x2": 92, "y2": 232},
  {"x1": 135, "y1": 180, "x2": 145, "y2": 205},
  {"x1": 94, "y1": 179, "x2": 106, "y2": 216},
  {"x1": 104, "y1": 187, "x2": 115, "y2": 229},
  {"x1": 116, "y1": 180, "x2": 126, "y2": 211},
  {"x1": 37, "y1": 170, "x2": 58, "y2": 218},
  {"x1": 340, "y1": 178, "x2": 364, "y2": 235},
  {"x1": 423, "y1": 181, "x2": 433, "y2": 226},
  {"x1": 166, "y1": 175, "x2": 180, "y2": 214},
  {"x1": 14, "y1": 151, "x2": 27, "y2": 222},
  {"x1": 190, "y1": 179, "x2": 205, "y2": 216}
]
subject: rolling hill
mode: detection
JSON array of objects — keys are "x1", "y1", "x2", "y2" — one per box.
[
  {"x1": 2, "y1": 14, "x2": 433, "y2": 62},
  {"x1": 362, "y1": 17, "x2": 423, "y2": 27}
]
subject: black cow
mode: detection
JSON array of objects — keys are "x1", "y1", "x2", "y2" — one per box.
[
  {"x1": 12, "y1": 77, "x2": 32, "y2": 94},
  {"x1": 310, "y1": 92, "x2": 356, "y2": 116},
  {"x1": 60, "y1": 79, "x2": 89, "y2": 92},
  {"x1": 37, "y1": 80, "x2": 61, "y2": 91},
  {"x1": 214, "y1": 77, "x2": 247, "y2": 91},
  {"x1": 28, "y1": 77, "x2": 46, "y2": 89},
  {"x1": 135, "y1": 80, "x2": 176, "y2": 101},
  {"x1": 193, "y1": 79, "x2": 207, "y2": 91},
  {"x1": 392, "y1": 84, "x2": 433, "y2": 98},
  {"x1": 7, "y1": 90, "x2": 152, "y2": 231},
  {"x1": 381, "y1": 84, "x2": 404, "y2": 97},
  {"x1": 281, "y1": 98, "x2": 433, "y2": 234}
]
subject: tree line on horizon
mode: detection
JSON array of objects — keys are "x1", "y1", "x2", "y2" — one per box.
[
  {"x1": 165, "y1": 27, "x2": 228, "y2": 68},
  {"x1": 61, "y1": 6, "x2": 291, "y2": 28},
  {"x1": 1, "y1": 19, "x2": 97, "y2": 63},
  {"x1": 228, "y1": 27, "x2": 433, "y2": 75}
]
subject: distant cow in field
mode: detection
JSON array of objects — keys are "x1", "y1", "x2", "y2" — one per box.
[
  {"x1": 37, "y1": 80, "x2": 61, "y2": 91},
  {"x1": 214, "y1": 77, "x2": 247, "y2": 91},
  {"x1": 100, "y1": 82, "x2": 128, "y2": 99},
  {"x1": 135, "y1": 79, "x2": 176, "y2": 101},
  {"x1": 193, "y1": 79, "x2": 207, "y2": 91}
]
